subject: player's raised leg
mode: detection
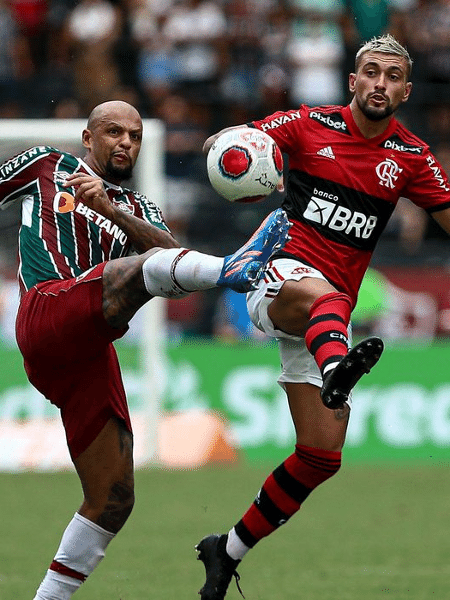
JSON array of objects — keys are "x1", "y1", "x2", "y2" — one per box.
[
  {"x1": 320, "y1": 336, "x2": 384, "y2": 409},
  {"x1": 102, "y1": 209, "x2": 290, "y2": 328},
  {"x1": 217, "y1": 207, "x2": 290, "y2": 292}
]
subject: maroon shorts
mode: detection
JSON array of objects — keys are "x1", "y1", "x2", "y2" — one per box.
[{"x1": 15, "y1": 263, "x2": 132, "y2": 459}]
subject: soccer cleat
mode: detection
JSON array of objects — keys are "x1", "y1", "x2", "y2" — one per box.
[
  {"x1": 196, "y1": 534, "x2": 244, "y2": 600},
  {"x1": 321, "y1": 336, "x2": 384, "y2": 409},
  {"x1": 217, "y1": 208, "x2": 290, "y2": 293}
]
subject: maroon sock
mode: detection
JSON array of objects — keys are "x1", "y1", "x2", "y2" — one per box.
[
  {"x1": 234, "y1": 444, "x2": 341, "y2": 548},
  {"x1": 304, "y1": 292, "x2": 352, "y2": 376}
]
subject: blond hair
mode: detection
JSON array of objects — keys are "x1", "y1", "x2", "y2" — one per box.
[{"x1": 355, "y1": 34, "x2": 413, "y2": 79}]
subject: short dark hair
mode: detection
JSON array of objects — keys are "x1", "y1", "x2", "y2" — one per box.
[{"x1": 355, "y1": 34, "x2": 413, "y2": 79}]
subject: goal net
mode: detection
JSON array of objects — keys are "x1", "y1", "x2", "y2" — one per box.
[{"x1": 0, "y1": 119, "x2": 166, "y2": 470}]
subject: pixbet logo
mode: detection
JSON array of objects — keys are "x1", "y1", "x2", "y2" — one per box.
[
  {"x1": 303, "y1": 188, "x2": 377, "y2": 239},
  {"x1": 309, "y1": 111, "x2": 347, "y2": 131},
  {"x1": 376, "y1": 158, "x2": 402, "y2": 189}
]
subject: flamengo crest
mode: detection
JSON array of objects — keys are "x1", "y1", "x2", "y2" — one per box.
[{"x1": 376, "y1": 158, "x2": 403, "y2": 189}]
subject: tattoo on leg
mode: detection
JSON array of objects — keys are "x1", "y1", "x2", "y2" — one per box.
[
  {"x1": 97, "y1": 478, "x2": 135, "y2": 534},
  {"x1": 97, "y1": 425, "x2": 135, "y2": 534},
  {"x1": 334, "y1": 404, "x2": 350, "y2": 421},
  {"x1": 103, "y1": 257, "x2": 149, "y2": 328}
]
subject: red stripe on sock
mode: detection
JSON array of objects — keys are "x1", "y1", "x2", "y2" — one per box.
[
  {"x1": 242, "y1": 503, "x2": 276, "y2": 540},
  {"x1": 289, "y1": 445, "x2": 341, "y2": 488},
  {"x1": 305, "y1": 292, "x2": 351, "y2": 373},
  {"x1": 263, "y1": 472, "x2": 302, "y2": 514},
  {"x1": 313, "y1": 339, "x2": 347, "y2": 370},
  {"x1": 289, "y1": 444, "x2": 342, "y2": 489},
  {"x1": 237, "y1": 446, "x2": 342, "y2": 547},
  {"x1": 309, "y1": 292, "x2": 352, "y2": 321},
  {"x1": 50, "y1": 560, "x2": 87, "y2": 582}
]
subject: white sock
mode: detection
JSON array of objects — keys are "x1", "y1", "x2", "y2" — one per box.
[
  {"x1": 33, "y1": 571, "x2": 81, "y2": 600},
  {"x1": 226, "y1": 527, "x2": 250, "y2": 561},
  {"x1": 142, "y1": 248, "x2": 224, "y2": 298},
  {"x1": 323, "y1": 361, "x2": 340, "y2": 376},
  {"x1": 33, "y1": 513, "x2": 115, "y2": 600}
]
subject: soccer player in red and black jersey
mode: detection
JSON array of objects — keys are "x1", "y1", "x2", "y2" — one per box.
[
  {"x1": 196, "y1": 34, "x2": 450, "y2": 599},
  {"x1": 0, "y1": 101, "x2": 290, "y2": 599}
]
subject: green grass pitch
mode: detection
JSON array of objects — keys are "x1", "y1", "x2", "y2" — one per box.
[{"x1": 1, "y1": 460, "x2": 449, "y2": 599}]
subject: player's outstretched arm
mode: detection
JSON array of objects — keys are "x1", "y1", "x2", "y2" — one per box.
[
  {"x1": 203, "y1": 125, "x2": 247, "y2": 154},
  {"x1": 64, "y1": 172, "x2": 180, "y2": 253}
]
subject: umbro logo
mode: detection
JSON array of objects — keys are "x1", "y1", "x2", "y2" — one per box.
[{"x1": 317, "y1": 146, "x2": 335, "y2": 160}]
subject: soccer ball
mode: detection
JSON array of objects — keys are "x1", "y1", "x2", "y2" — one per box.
[{"x1": 207, "y1": 127, "x2": 283, "y2": 203}]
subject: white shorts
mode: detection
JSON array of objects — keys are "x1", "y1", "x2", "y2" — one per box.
[{"x1": 247, "y1": 258, "x2": 352, "y2": 390}]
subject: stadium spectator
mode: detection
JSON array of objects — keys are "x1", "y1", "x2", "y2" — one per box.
[
  {"x1": 285, "y1": 0, "x2": 345, "y2": 106},
  {"x1": 154, "y1": 93, "x2": 209, "y2": 241},
  {"x1": 195, "y1": 34, "x2": 450, "y2": 600},
  {"x1": 0, "y1": 0, "x2": 20, "y2": 114},
  {"x1": 0, "y1": 100, "x2": 289, "y2": 599},
  {"x1": 218, "y1": 0, "x2": 268, "y2": 118},
  {"x1": 8, "y1": 0, "x2": 48, "y2": 69},
  {"x1": 62, "y1": 0, "x2": 123, "y2": 112},
  {"x1": 161, "y1": 0, "x2": 227, "y2": 102}
]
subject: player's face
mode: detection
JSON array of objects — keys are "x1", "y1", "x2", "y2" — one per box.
[
  {"x1": 349, "y1": 52, "x2": 412, "y2": 122},
  {"x1": 83, "y1": 111, "x2": 143, "y2": 183}
]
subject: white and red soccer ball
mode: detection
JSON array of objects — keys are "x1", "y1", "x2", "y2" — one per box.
[{"x1": 206, "y1": 127, "x2": 283, "y2": 203}]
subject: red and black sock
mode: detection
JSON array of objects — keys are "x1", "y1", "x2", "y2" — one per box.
[
  {"x1": 234, "y1": 444, "x2": 341, "y2": 548},
  {"x1": 304, "y1": 292, "x2": 352, "y2": 377}
]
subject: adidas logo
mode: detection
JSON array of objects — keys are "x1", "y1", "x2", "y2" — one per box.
[{"x1": 317, "y1": 146, "x2": 335, "y2": 159}]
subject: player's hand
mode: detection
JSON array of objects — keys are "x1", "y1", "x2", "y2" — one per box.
[
  {"x1": 64, "y1": 172, "x2": 113, "y2": 218},
  {"x1": 277, "y1": 175, "x2": 285, "y2": 193}
]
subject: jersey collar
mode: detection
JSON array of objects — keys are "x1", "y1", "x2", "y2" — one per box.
[{"x1": 342, "y1": 104, "x2": 398, "y2": 144}]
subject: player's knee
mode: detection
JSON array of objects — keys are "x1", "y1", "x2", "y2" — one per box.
[{"x1": 268, "y1": 290, "x2": 311, "y2": 335}]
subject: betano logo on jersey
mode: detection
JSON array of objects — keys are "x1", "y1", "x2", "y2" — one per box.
[
  {"x1": 53, "y1": 189, "x2": 129, "y2": 242},
  {"x1": 53, "y1": 191, "x2": 75, "y2": 213},
  {"x1": 75, "y1": 203, "x2": 127, "y2": 243},
  {"x1": 303, "y1": 188, "x2": 377, "y2": 239}
]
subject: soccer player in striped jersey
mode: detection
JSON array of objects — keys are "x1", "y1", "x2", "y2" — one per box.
[
  {"x1": 0, "y1": 100, "x2": 290, "y2": 600},
  {"x1": 196, "y1": 35, "x2": 450, "y2": 599}
]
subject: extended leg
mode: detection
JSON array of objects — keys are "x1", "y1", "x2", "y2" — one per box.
[{"x1": 101, "y1": 208, "x2": 290, "y2": 329}]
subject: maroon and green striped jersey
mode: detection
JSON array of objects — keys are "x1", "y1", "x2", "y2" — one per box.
[{"x1": 0, "y1": 146, "x2": 170, "y2": 293}]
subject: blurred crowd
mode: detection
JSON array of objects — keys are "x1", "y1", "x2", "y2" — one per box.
[
  {"x1": 1, "y1": 0, "x2": 450, "y2": 139},
  {"x1": 2, "y1": 0, "x2": 450, "y2": 341}
]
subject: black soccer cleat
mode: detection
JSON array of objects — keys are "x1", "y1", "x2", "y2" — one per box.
[
  {"x1": 320, "y1": 336, "x2": 384, "y2": 410},
  {"x1": 196, "y1": 534, "x2": 244, "y2": 600}
]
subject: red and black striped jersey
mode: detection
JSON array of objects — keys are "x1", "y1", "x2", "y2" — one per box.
[
  {"x1": 0, "y1": 146, "x2": 170, "y2": 294},
  {"x1": 251, "y1": 104, "x2": 450, "y2": 306}
]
